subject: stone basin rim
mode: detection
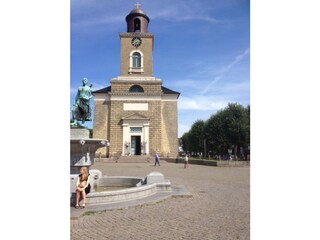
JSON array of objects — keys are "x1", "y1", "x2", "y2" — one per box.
[{"x1": 88, "y1": 182, "x2": 171, "y2": 198}]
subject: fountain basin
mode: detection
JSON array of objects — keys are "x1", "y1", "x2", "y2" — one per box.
[{"x1": 70, "y1": 172, "x2": 171, "y2": 206}]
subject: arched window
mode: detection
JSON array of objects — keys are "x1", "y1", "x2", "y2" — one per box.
[
  {"x1": 129, "y1": 85, "x2": 144, "y2": 93},
  {"x1": 134, "y1": 19, "x2": 141, "y2": 32},
  {"x1": 132, "y1": 52, "x2": 141, "y2": 68},
  {"x1": 129, "y1": 50, "x2": 144, "y2": 74}
]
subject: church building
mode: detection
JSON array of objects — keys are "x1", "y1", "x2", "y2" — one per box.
[{"x1": 92, "y1": 5, "x2": 180, "y2": 158}]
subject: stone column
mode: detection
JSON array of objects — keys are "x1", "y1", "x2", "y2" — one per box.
[
  {"x1": 122, "y1": 123, "x2": 129, "y2": 155},
  {"x1": 143, "y1": 123, "x2": 149, "y2": 155}
]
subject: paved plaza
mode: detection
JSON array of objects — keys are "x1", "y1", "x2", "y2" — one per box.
[{"x1": 71, "y1": 161, "x2": 250, "y2": 240}]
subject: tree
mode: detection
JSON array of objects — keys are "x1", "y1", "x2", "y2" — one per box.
[
  {"x1": 182, "y1": 103, "x2": 250, "y2": 159},
  {"x1": 204, "y1": 110, "x2": 229, "y2": 156},
  {"x1": 182, "y1": 120, "x2": 205, "y2": 155},
  {"x1": 220, "y1": 103, "x2": 250, "y2": 159},
  {"x1": 181, "y1": 132, "x2": 191, "y2": 153}
]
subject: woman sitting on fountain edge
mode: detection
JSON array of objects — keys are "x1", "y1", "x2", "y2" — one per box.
[{"x1": 75, "y1": 167, "x2": 91, "y2": 209}]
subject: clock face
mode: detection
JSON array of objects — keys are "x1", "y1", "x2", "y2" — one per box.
[{"x1": 131, "y1": 37, "x2": 142, "y2": 47}]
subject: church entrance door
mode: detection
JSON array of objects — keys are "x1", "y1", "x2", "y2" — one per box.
[{"x1": 131, "y1": 136, "x2": 141, "y2": 155}]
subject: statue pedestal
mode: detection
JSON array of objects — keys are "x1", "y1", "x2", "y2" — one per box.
[
  {"x1": 70, "y1": 128, "x2": 109, "y2": 194},
  {"x1": 70, "y1": 128, "x2": 108, "y2": 174},
  {"x1": 70, "y1": 128, "x2": 90, "y2": 139}
]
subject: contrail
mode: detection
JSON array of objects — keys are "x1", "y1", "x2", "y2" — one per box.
[{"x1": 201, "y1": 48, "x2": 250, "y2": 95}]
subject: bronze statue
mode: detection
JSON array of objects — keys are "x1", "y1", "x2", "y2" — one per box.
[{"x1": 71, "y1": 78, "x2": 93, "y2": 126}]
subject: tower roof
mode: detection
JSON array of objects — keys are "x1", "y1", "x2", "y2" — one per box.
[
  {"x1": 125, "y1": 8, "x2": 150, "y2": 23},
  {"x1": 129, "y1": 8, "x2": 146, "y2": 15}
]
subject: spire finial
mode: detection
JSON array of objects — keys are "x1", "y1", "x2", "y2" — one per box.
[{"x1": 135, "y1": 0, "x2": 141, "y2": 9}]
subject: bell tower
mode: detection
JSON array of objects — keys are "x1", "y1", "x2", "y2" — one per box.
[
  {"x1": 93, "y1": 3, "x2": 180, "y2": 159},
  {"x1": 120, "y1": 4, "x2": 154, "y2": 76}
]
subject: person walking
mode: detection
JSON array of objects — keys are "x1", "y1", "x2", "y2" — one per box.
[
  {"x1": 184, "y1": 154, "x2": 189, "y2": 168},
  {"x1": 154, "y1": 152, "x2": 160, "y2": 166}
]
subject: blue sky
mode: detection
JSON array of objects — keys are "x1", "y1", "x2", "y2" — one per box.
[{"x1": 71, "y1": 0, "x2": 250, "y2": 137}]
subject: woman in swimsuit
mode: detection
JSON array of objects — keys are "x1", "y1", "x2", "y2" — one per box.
[{"x1": 75, "y1": 167, "x2": 91, "y2": 209}]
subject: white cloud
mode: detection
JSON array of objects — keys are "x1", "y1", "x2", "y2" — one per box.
[
  {"x1": 150, "y1": 7, "x2": 218, "y2": 23},
  {"x1": 72, "y1": 16, "x2": 123, "y2": 28},
  {"x1": 170, "y1": 79, "x2": 207, "y2": 91},
  {"x1": 71, "y1": 0, "x2": 220, "y2": 31},
  {"x1": 179, "y1": 95, "x2": 229, "y2": 111},
  {"x1": 147, "y1": 0, "x2": 219, "y2": 23},
  {"x1": 168, "y1": 48, "x2": 250, "y2": 99}
]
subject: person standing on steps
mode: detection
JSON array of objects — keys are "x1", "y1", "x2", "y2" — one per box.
[{"x1": 154, "y1": 152, "x2": 160, "y2": 166}]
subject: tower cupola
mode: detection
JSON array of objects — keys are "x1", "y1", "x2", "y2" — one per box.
[{"x1": 125, "y1": 4, "x2": 150, "y2": 33}]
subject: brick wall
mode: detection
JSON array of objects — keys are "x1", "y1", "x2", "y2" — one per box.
[
  {"x1": 120, "y1": 35, "x2": 153, "y2": 76},
  {"x1": 108, "y1": 99, "x2": 162, "y2": 157},
  {"x1": 161, "y1": 100, "x2": 179, "y2": 157},
  {"x1": 93, "y1": 99, "x2": 110, "y2": 157}
]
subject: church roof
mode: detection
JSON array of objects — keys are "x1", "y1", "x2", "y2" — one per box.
[
  {"x1": 161, "y1": 86, "x2": 180, "y2": 96},
  {"x1": 92, "y1": 86, "x2": 111, "y2": 93},
  {"x1": 93, "y1": 86, "x2": 180, "y2": 96}
]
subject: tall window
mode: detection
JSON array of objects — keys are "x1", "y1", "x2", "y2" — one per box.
[
  {"x1": 129, "y1": 50, "x2": 144, "y2": 74},
  {"x1": 132, "y1": 52, "x2": 141, "y2": 68}
]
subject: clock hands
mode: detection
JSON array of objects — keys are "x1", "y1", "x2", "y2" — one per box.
[{"x1": 132, "y1": 37, "x2": 142, "y2": 47}]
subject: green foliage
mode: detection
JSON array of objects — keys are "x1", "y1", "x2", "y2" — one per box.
[
  {"x1": 181, "y1": 103, "x2": 250, "y2": 157},
  {"x1": 181, "y1": 120, "x2": 205, "y2": 154}
]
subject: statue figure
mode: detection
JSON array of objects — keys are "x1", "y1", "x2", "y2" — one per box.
[{"x1": 72, "y1": 78, "x2": 93, "y2": 126}]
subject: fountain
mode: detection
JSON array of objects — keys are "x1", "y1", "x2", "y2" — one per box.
[
  {"x1": 70, "y1": 78, "x2": 110, "y2": 194},
  {"x1": 69, "y1": 128, "x2": 174, "y2": 209},
  {"x1": 70, "y1": 133, "x2": 173, "y2": 205},
  {"x1": 70, "y1": 78, "x2": 187, "y2": 211},
  {"x1": 70, "y1": 127, "x2": 109, "y2": 193}
]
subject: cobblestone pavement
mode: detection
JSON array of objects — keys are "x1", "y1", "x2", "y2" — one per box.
[{"x1": 71, "y1": 162, "x2": 250, "y2": 240}]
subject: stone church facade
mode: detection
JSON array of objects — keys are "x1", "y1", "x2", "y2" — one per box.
[{"x1": 92, "y1": 6, "x2": 180, "y2": 158}]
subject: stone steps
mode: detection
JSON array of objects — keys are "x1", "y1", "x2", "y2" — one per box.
[
  {"x1": 116, "y1": 155, "x2": 153, "y2": 163},
  {"x1": 94, "y1": 155, "x2": 154, "y2": 163}
]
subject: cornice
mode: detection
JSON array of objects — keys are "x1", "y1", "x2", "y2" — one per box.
[
  {"x1": 110, "y1": 92, "x2": 162, "y2": 96},
  {"x1": 119, "y1": 32, "x2": 154, "y2": 38},
  {"x1": 112, "y1": 76, "x2": 160, "y2": 81}
]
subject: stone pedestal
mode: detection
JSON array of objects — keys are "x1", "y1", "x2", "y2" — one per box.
[
  {"x1": 146, "y1": 172, "x2": 165, "y2": 184},
  {"x1": 70, "y1": 128, "x2": 108, "y2": 174},
  {"x1": 70, "y1": 128, "x2": 90, "y2": 139}
]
